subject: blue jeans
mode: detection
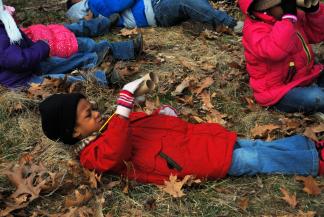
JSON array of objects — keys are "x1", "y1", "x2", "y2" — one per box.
[
  {"x1": 30, "y1": 17, "x2": 135, "y2": 85},
  {"x1": 274, "y1": 71, "x2": 324, "y2": 113},
  {"x1": 152, "y1": 0, "x2": 236, "y2": 28},
  {"x1": 228, "y1": 135, "x2": 319, "y2": 176}
]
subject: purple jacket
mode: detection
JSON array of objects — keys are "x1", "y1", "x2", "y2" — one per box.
[{"x1": 0, "y1": 23, "x2": 50, "y2": 88}]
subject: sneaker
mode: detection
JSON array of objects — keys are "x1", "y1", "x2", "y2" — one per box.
[
  {"x1": 133, "y1": 33, "x2": 143, "y2": 57},
  {"x1": 105, "y1": 64, "x2": 124, "y2": 86},
  {"x1": 108, "y1": 13, "x2": 120, "y2": 27}
]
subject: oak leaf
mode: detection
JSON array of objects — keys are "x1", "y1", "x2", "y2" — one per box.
[
  {"x1": 250, "y1": 124, "x2": 280, "y2": 139},
  {"x1": 280, "y1": 187, "x2": 298, "y2": 208},
  {"x1": 238, "y1": 197, "x2": 249, "y2": 210},
  {"x1": 172, "y1": 76, "x2": 195, "y2": 96},
  {"x1": 193, "y1": 77, "x2": 214, "y2": 95},
  {"x1": 200, "y1": 90, "x2": 214, "y2": 111},
  {"x1": 159, "y1": 175, "x2": 199, "y2": 198},
  {"x1": 65, "y1": 185, "x2": 93, "y2": 207},
  {"x1": 83, "y1": 169, "x2": 101, "y2": 189},
  {"x1": 295, "y1": 176, "x2": 321, "y2": 195},
  {"x1": 120, "y1": 28, "x2": 139, "y2": 37}
]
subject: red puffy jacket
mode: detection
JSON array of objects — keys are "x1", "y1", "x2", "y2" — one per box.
[
  {"x1": 21, "y1": 24, "x2": 78, "y2": 58},
  {"x1": 239, "y1": 0, "x2": 324, "y2": 106},
  {"x1": 79, "y1": 112, "x2": 237, "y2": 184}
]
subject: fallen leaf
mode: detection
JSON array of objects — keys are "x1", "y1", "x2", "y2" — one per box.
[
  {"x1": 238, "y1": 197, "x2": 249, "y2": 210},
  {"x1": 280, "y1": 187, "x2": 298, "y2": 208},
  {"x1": 245, "y1": 97, "x2": 258, "y2": 112},
  {"x1": 83, "y1": 169, "x2": 101, "y2": 189},
  {"x1": 178, "y1": 57, "x2": 199, "y2": 71},
  {"x1": 295, "y1": 176, "x2": 321, "y2": 195},
  {"x1": 114, "y1": 61, "x2": 141, "y2": 79},
  {"x1": 206, "y1": 109, "x2": 227, "y2": 126},
  {"x1": 250, "y1": 124, "x2": 281, "y2": 139},
  {"x1": 200, "y1": 90, "x2": 214, "y2": 111},
  {"x1": 119, "y1": 28, "x2": 139, "y2": 37},
  {"x1": 303, "y1": 127, "x2": 318, "y2": 142},
  {"x1": 191, "y1": 115, "x2": 204, "y2": 123},
  {"x1": 159, "y1": 175, "x2": 199, "y2": 198},
  {"x1": 172, "y1": 76, "x2": 195, "y2": 96},
  {"x1": 296, "y1": 210, "x2": 316, "y2": 217},
  {"x1": 65, "y1": 185, "x2": 93, "y2": 207},
  {"x1": 192, "y1": 77, "x2": 214, "y2": 95}
]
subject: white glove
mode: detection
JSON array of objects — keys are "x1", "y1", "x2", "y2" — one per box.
[{"x1": 122, "y1": 78, "x2": 144, "y2": 94}]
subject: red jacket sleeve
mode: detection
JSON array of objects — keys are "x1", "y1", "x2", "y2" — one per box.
[
  {"x1": 299, "y1": 3, "x2": 324, "y2": 44},
  {"x1": 79, "y1": 115, "x2": 132, "y2": 173},
  {"x1": 243, "y1": 19, "x2": 298, "y2": 61}
]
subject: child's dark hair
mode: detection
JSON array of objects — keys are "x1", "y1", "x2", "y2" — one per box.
[{"x1": 66, "y1": 0, "x2": 74, "y2": 10}]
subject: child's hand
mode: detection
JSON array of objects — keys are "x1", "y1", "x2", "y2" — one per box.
[
  {"x1": 156, "y1": 105, "x2": 178, "y2": 117},
  {"x1": 298, "y1": 1, "x2": 320, "y2": 13},
  {"x1": 115, "y1": 78, "x2": 144, "y2": 118},
  {"x1": 122, "y1": 78, "x2": 144, "y2": 94}
]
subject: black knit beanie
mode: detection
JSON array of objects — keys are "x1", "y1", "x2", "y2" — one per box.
[{"x1": 39, "y1": 93, "x2": 85, "y2": 145}]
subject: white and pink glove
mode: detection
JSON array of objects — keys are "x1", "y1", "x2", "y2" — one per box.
[
  {"x1": 155, "y1": 105, "x2": 178, "y2": 117},
  {"x1": 115, "y1": 78, "x2": 144, "y2": 118}
]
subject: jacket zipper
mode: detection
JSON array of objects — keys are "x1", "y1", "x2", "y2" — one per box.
[{"x1": 296, "y1": 32, "x2": 311, "y2": 65}]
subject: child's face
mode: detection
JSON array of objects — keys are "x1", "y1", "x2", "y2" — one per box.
[
  {"x1": 266, "y1": 5, "x2": 284, "y2": 20},
  {"x1": 73, "y1": 99, "x2": 105, "y2": 139}
]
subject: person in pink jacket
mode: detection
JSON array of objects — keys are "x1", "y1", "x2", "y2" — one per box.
[{"x1": 239, "y1": 0, "x2": 324, "y2": 114}]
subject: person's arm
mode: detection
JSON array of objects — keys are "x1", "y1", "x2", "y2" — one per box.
[
  {"x1": 79, "y1": 78, "x2": 144, "y2": 172},
  {"x1": 79, "y1": 115, "x2": 132, "y2": 172},
  {"x1": 245, "y1": 0, "x2": 299, "y2": 61},
  {"x1": 299, "y1": 3, "x2": 324, "y2": 43},
  {"x1": 244, "y1": 20, "x2": 298, "y2": 61},
  {"x1": 89, "y1": 0, "x2": 135, "y2": 17},
  {"x1": 0, "y1": 34, "x2": 49, "y2": 72}
]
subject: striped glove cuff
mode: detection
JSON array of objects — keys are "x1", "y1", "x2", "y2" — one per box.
[{"x1": 116, "y1": 90, "x2": 135, "y2": 118}]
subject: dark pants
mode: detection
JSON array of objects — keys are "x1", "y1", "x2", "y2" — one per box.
[{"x1": 151, "y1": 0, "x2": 237, "y2": 28}]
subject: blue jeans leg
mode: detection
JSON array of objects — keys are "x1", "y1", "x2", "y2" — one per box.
[
  {"x1": 228, "y1": 135, "x2": 319, "y2": 176},
  {"x1": 64, "y1": 16, "x2": 113, "y2": 37},
  {"x1": 39, "y1": 52, "x2": 98, "y2": 75},
  {"x1": 152, "y1": 0, "x2": 236, "y2": 28},
  {"x1": 29, "y1": 70, "x2": 108, "y2": 86},
  {"x1": 274, "y1": 84, "x2": 324, "y2": 113},
  {"x1": 77, "y1": 37, "x2": 135, "y2": 61}
]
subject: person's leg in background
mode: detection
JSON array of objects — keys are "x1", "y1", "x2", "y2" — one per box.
[
  {"x1": 273, "y1": 85, "x2": 324, "y2": 114},
  {"x1": 64, "y1": 15, "x2": 120, "y2": 37},
  {"x1": 152, "y1": 0, "x2": 237, "y2": 29},
  {"x1": 228, "y1": 135, "x2": 319, "y2": 176},
  {"x1": 29, "y1": 70, "x2": 108, "y2": 86}
]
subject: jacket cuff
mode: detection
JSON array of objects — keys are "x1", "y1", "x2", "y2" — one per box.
[
  {"x1": 115, "y1": 105, "x2": 131, "y2": 118},
  {"x1": 282, "y1": 14, "x2": 298, "y2": 23}
]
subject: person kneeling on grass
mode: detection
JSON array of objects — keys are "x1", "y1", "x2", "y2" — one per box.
[
  {"x1": 0, "y1": 1, "x2": 142, "y2": 88},
  {"x1": 239, "y1": 0, "x2": 324, "y2": 115},
  {"x1": 39, "y1": 78, "x2": 324, "y2": 185},
  {"x1": 65, "y1": 0, "x2": 243, "y2": 33}
]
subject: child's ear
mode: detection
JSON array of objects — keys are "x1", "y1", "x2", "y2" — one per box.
[{"x1": 72, "y1": 128, "x2": 81, "y2": 139}]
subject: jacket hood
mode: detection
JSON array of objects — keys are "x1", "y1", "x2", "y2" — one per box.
[{"x1": 239, "y1": 0, "x2": 254, "y2": 15}]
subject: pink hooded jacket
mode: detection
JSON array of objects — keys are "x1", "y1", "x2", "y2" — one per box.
[
  {"x1": 21, "y1": 24, "x2": 78, "y2": 58},
  {"x1": 239, "y1": 0, "x2": 324, "y2": 106}
]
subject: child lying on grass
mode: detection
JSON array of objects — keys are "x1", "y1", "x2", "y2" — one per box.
[
  {"x1": 0, "y1": 1, "x2": 142, "y2": 88},
  {"x1": 39, "y1": 78, "x2": 324, "y2": 184},
  {"x1": 65, "y1": 0, "x2": 243, "y2": 33}
]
